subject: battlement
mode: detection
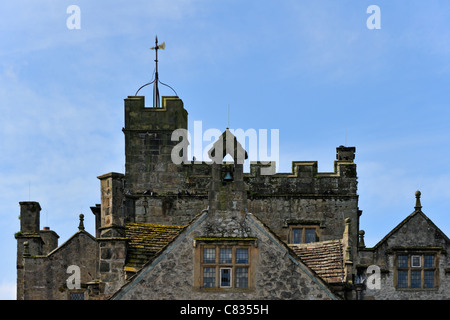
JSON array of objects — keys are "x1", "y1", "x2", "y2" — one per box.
[
  {"x1": 177, "y1": 147, "x2": 357, "y2": 198},
  {"x1": 244, "y1": 146, "x2": 357, "y2": 197},
  {"x1": 123, "y1": 96, "x2": 188, "y2": 131},
  {"x1": 247, "y1": 146, "x2": 356, "y2": 179}
]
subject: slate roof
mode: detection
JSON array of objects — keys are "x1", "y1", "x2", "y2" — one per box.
[
  {"x1": 124, "y1": 222, "x2": 186, "y2": 272},
  {"x1": 289, "y1": 240, "x2": 344, "y2": 284}
]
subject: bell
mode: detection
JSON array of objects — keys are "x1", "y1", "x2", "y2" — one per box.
[{"x1": 223, "y1": 172, "x2": 233, "y2": 182}]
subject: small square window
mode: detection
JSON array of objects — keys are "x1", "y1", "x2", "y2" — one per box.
[
  {"x1": 398, "y1": 255, "x2": 408, "y2": 268},
  {"x1": 220, "y1": 268, "x2": 232, "y2": 288},
  {"x1": 236, "y1": 248, "x2": 249, "y2": 264},
  {"x1": 219, "y1": 248, "x2": 232, "y2": 264},
  {"x1": 203, "y1": 248, "x2": 216, "y2": 264},
  {"x1": 411, "y1": 255, "x2": 421, "y2": 268},
  {"x1": 424, "y1": 255, "x2": 435, "y2": 268}
]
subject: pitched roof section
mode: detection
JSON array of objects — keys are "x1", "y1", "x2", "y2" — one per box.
[
  {"x1": 289, "y1": 240, "x2": 344, "y2": 284},
  {"x1": 371, "y1": 210, "x2": 450, "y2": 250},
  {"x1": 371, "y1": 191, "x2": 450, "y2": 250},
  {"x1": 124, "y1": 222, "x2": 186, "y2": 272}
]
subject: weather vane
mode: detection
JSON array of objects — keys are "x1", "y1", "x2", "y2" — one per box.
[{"x1": 135, "y1": 36, "x2": 178, "y2": 107}]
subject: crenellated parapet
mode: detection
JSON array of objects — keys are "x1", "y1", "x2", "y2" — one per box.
[{"x1": 245, "y1": 146, "x2": 357, "y2": 197}]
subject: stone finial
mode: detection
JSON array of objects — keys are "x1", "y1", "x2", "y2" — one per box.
[
  {"x1": 78, "y1": 214, "x2": 85, "y2": 231},
  {"x1": 414, "y1": 190, "x2": 422, "y2": 211},
  {"x1": 358, "y1": 230, "x2": 366, "y2": 249}
]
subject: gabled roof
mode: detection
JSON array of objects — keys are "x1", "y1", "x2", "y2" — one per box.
[
  {"x1": 289, "y1": 240, "x2": 344, "y2": 284},
  {"x1": 47, "y1": 229, "x2": 96, "y2": 257},
  {"x1": 124, "y1": 222, "x2": 186, "y2": 272},
  {"x1": 370, "y1": 191, "x2": 450, "y2": 250},
  {"x1": 372, "y1": 209, "x2": 450, "y2": 250},
  {"x1": 112, "y1": 211, "x2": 339, "y2": 300}
]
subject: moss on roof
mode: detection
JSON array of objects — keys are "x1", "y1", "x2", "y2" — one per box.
[{"x1": 124, "y1": 222, "x2": 186, "y2": 272}]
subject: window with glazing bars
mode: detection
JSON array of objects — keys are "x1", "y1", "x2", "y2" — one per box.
[
  {"x1": 201, "y1": 246, "x2": 250, "y2": 289},
  {"x1": 396, "y1": 253, "x2": 437, "y2": 289},
  {"x1": 290, "y1": 226, "x2": 319, "y2": 244}
]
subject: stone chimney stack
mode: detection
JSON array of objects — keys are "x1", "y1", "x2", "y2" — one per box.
[
  {"x1": 40, "y1": 227, "x2": 59, "y2": 255},
  {"x1": 16, "y1": 201, "x2": 45, "y2": 300},
  {"x1": 17, "y1": 202, "x2": 44, "y2": 258},
  {"x1": 336, "y1": 146, "x2": 356, "y2": 162},
  {"x1": 97, "y1": 172, "x2": 126, "y2": 238},
  {"x1": 97, "y1": 172, "x2": 128, "y2": 295},
  {"x1": 19, "y1": 201, "x2": 41, "y2": 234}
]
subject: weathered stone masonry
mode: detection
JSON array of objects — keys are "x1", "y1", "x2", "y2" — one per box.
[{"x1": 15, "y1": 94, "x2": 450, "y2": 300}]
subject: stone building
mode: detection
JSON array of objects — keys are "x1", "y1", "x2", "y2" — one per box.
[{"x1": 15, "y1": 94, "x2": 450, "y2": 300}]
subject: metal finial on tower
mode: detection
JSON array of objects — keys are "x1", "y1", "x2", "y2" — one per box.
[
  {"x1": 135, "y1": 36, "x2": 178, "y2": 106},
  {"x1": 150, "y1": 36, "x2": 164, "y2": 108}
]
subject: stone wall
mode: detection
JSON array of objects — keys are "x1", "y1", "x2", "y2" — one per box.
[
  {"x1": 248, "y1": 196, "x2": 358, "y2": 242},
  {"x1": 124, "y1": 159, "x2": 359, "y2": 243},
  {"x1": 21, "y1": 231, "x2": 98, "y2": 300}
]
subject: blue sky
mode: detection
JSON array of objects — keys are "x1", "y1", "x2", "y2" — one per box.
[{"x1": 1, "y1": 1, "x2": 450, "y2": 299}]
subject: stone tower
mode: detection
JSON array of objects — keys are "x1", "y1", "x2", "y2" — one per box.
[{"x1": 123, "y1": 95, "x2": 188, "y2": 195}]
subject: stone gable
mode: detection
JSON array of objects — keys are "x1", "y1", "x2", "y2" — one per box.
[{"x1": 111, "y1": 211, "x2": 338, "y2": 300}]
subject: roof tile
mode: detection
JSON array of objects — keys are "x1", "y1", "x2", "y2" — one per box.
[
  {"x1": 289, "y1": 240, "x2": 344, "y2": 284},
  {"x1": 125, "y1": 222, "x2": 185, "y2": 271}
]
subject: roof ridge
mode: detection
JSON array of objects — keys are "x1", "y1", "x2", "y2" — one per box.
[
  {"x1": 371, "y1": 210, "x2": 450, "y2": 250},
  {"x1": 125, "y1": 222, "x2": 185, "y2": 229},
  {"x1": 288, "y1": 239, "x2": 342, "y2": 247}
]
